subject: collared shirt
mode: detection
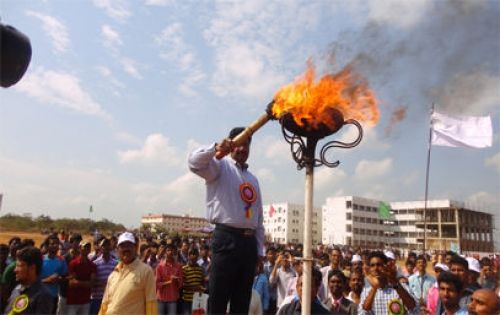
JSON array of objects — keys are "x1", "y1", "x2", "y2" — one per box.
[
  {"x1": 277, "y1": 296, "x2": 330, "y2": 315},
  {"x1": 440, "y1": 308, "x2": 468, "y2": 315},
  {"x1": 359, "y1": 283, "x2": 419, "y2": 315},
  {"x1": 263, "y1": 261, "x2": 278, "y2": 301},
  {"x1": 253, "y1": 273, "x2": 270, "y2": 311},
  {"x1": 4, "y1": 280, "x2": 54, "y2": 315},
  {"x1": 40, "y1": 254, "x2": 68, "y2": 297},
  {"x1": 155, "y1": 259, "x2": 183, "y2": 302},
  {"x1": 188, "y1": 143, "x2": 265, "y2": 256},
  {"x1": 408, "y1": 273, "x2": 435, "y2": 304},
  {"x1": 269, "y1": 267, "x2": 296, "y2": 307},
  {"x1": 99, "y1": 258, "x2": 157, "y2": 315},
  {"x1": 91, "y1": 255, "x2": 118, "y2": 299}
]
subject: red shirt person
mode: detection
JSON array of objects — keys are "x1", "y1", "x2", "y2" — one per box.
[
  {"x1": 66, "y1": 240, "x2": 97, "y2": 314},
  {"x1": 155, "y1": 243, "x2": 183, "y2": 315}
]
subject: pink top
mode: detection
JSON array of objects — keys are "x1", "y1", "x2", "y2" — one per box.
[
  {"x1": 155, "y1": 259, "x2": 183, "y2": 302},
  {"x1": 426, "y1": 284, "x2": 439, "y2": 315}
]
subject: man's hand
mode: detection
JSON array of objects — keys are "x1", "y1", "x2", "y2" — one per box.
[
  {"x1": 215, "y1": 138, "x2": 233, "y2": 159},
  {"x1": 366, "y1": 274, "x2": 381, "y2": 289}
]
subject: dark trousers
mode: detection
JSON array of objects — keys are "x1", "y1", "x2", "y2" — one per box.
[{"x1": 208, "y1": 227, "x2": 257, "y2": 315}]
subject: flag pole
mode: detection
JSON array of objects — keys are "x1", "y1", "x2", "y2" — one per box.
[{"x1": 423, "y1": 103, "x2": 435, "y2": 254}]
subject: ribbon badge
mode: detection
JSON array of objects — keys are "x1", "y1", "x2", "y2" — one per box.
[
  {"x1": 9, "y1": 294, "x2": 29, "y2": 315},
  {"x1": 239, "y1": 182, "x2": 257, "y2": 219},
  {"x1": 387, "y1": 298, "x2": 404, "y2": 315}
]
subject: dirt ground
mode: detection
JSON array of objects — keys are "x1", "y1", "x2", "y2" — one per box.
[{"x1": 0, "y1": 230, "x2": 93, "y2": 247}]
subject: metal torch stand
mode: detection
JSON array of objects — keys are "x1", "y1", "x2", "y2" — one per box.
[{"x1": 302, "y1": 163, "x2": 314, "y2": 315}]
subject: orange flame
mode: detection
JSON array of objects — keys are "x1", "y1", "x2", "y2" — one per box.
[{"x1": 272, "y1": 60, "x2": 380, "y2": 131}]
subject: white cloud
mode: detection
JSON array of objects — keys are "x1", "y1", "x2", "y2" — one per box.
[
  {"x1": 15, "y1": 67, "x2": 110, "y2": 119},
  {"x1": 256, "y1": 168, "x2": 275, "y2": 182},
  {"x1": 363, "y1": 0, "x2": 431, "y2": 29},
  {"x1": 118, "y1": 133, "x2": 181, "y2": 166},
  {"x1": 203, "y1": 1, "x2": 322, "y2": 100},
  {"x1": 354, "y1": 157, "x2": 393, "y2": 180},
  {"x1": 120, "y1": 57, "x2": 143, "y2": 79},
  {"x1": 144, "y1": 0, "x2": 172, "y2": 6},
  {"x1": 485, "y1": 153, "x2": 500, "y2": 173},
  {"x1": 26, "y1": 11, "x2": 69, "y2": 54},
  {"x1": 93, "y1": 0, "x2": 131, "y2": 21},
  {"x1": 96, "y1": 66, "x2": 125, "y2": 92},
  {"x1": 101, "y1": 24, "x2": 123, "y2": 50},
  {"x1": 315, "y1": 168, "x2": 347, "y2": 191},
  {"x1": 156, "y1": 23, "x2": 206, "y2": 96}
]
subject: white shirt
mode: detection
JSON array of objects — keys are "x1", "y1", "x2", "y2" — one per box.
[{"x1": 188, "y1": 143, "x2": 265, "y2": 256}]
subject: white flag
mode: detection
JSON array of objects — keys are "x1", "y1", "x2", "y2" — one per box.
[{"x1": 431, "y1": 111, "x2": 493, "y2": 148}]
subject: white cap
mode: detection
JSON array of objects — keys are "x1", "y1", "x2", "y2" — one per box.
[
  {"x1": 351, "y1": 254, "x2": 362, "y2": 263},
  {"x1": 384, "y1": 250, "x2": 395, "y2": 260},
  {"x1": 117, "y1": 232, "x2": 136, "y2": 245},
  {"x1": 466, "y1": 257, "x2": 481, "y2": 273},
  {"x1": 434, "y1": 263, "x2": 449, "y2": 272}
]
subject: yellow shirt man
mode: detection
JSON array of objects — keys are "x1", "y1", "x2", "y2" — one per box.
[{"x1": 99, "y1": 232, "x2": 157, "y2": 315}]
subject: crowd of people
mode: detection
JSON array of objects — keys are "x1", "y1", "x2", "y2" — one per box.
[{"x1": 0, "y1": 230, "x2": 499, "y2": 315}]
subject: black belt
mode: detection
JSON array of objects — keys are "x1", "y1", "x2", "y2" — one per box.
[{"x1": 215, "y1": 224, "x2": 255, "y2": 237}]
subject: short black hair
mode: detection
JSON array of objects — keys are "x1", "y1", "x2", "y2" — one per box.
[
  {"x1": 368, "y1": 251, "x2": 388, "y2": 264},
  {"x1": 69, "y1": 233, "x2": 82, "y2": 243},
  {"x1": 188, "y1": 247, "x2": 199, "y2": 256},
  {"x1": 328, "y1": 269, "x2": 347, "y2": 284},
  {"x1": 8, "y1": 237, "x2": 21, "y2": 246},
  {"x1": 450, "y1": 255, "x2": 468, "y2": 270},
  {"x1": 229, "y1": 127, "x2": 251, "y2": 143},
  {"x1": 416, "y1": 254, "x2": 427, "y2": 263},
  {"x1": 480, "y1": 257, "x2": 492, "y2": 267},
  {"x1": 17, "y1": 246, "x2": 43, "y2": 276},
  {"x1": 437, "y1": 271, "x2": 463, "y2": 293},
  {"x1": 312, "y1": 267, "x2": 323, "y2": 289}
]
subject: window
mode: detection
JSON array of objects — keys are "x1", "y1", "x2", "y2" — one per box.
[
  {"x1": 353, "y1": 204, "x2": 358, "y2": 210},
  {"x1": 346, "y1": 224, "x2": 352, "y2": 232},
  {"x1": 354, "y1": 228, "x2": 359, "y2": 234},
  {"x1": 346, "y1": 213, "x2": 352, "y2": 220},
  {"x1": 360, "y1": 217, "x2": 365, "y2": 223},
  {"x1": 360, "y1": 205, "x2": 365, "y2": 211},
  {"x1": 346, "y1": 201, "x2": 352, "y2": 208}
]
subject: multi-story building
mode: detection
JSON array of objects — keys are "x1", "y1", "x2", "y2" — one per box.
[
  {"x1": 321, "y1": 196, "x2": 495, "y2": 252},
  {"x1": 141, "y1": 213, "x2": 208, "y2": 233},
  {"x1": 263, "y1": 202, "x2": 322, "y2": 245},
  {"x1": 322, "y1": 196, "x2": 390, "y2": 248},
  {"x1": 390, "y1": 200, "x2": 494, "y2": 252}
]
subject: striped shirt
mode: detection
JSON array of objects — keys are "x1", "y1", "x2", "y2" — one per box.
[
  {"x1": 91, "y1": 255, "x2": 118, "y2": 299},
  {"x1": 182, "y1": 264, "x2": 204, "y2": 302}
]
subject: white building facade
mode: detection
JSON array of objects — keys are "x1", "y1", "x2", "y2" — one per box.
[
  {"x1": 322, "y1": 196, "x2": 391, "y2": 248},
  {"x1": 263, "y1": 202, "x2": 322, "y2": 245}
]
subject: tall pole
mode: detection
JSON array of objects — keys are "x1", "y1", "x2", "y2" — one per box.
[
  {"x1": 423, "y1": 104, "x2": 435, "y2": 253},
  {"x1": 302, "y1": 163, "x2": 314, "y2": 315}
]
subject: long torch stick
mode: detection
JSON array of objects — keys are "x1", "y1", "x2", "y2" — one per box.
[{"x1": 216, "y1": 101, "x2": 276, "y2": 159}]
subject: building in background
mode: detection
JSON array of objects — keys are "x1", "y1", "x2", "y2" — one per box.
[
  {"x1": 141, "y1": 213, "x2": 208, "y2": 234},
  {"x1": 390, "y1": 200, "x2": 495, "y2": 252},
  {"x1": 322, "y1": 196, "x2": 390, "y2": 249},
  {"x1": 263, "y1": 202, "x2": 322, "y2": 245}
]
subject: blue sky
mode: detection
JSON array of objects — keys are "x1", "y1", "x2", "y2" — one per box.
[{"x1": 0, "y1": 0, "x2": 499, "y2": 229}]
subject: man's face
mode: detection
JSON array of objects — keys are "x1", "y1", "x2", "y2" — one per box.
[
  {"x1": 181, "y1": 242, "x2": 189, "y2": 253},
  {"x1": 267, "y1": 251, "x2": 275, "y2": 264},
  {"x1": 445, "y1": 254, "x2": 453, "y2": 266},
  {"x1": 330, "y1": 250, "x2": 341, "y2": 265},
  {"x1": 165, "y1": 247, "x2": 174, "y2": 260},
  {"x1": 118, "y1": 242, "x2": 137, "y2": 264},
  {"x1": 101, "y1": 242, "x2": 111, "y2": 255},
  {"x1": 230, "y1": 141, "x2": 250, "y2": 165},
  {"x1": 189, "y1": 252, "x2": 199, "y2": 264},
  {"x1": 328, "y1": 275, "x2": 344, "y2": 296},
  {"x1": 438, "y1": 282, "x2": 460, "y2": 309},
  {"x1": 369, "y1": 256, "x2": 386, "y2": 279},
  {"x1": 349, "y1": 273, "x2": 364, "y2": 292},
  {"x1": 352, "y1": 261, "x2": 363, "y2": 271},
  {"x1": 14, "y1": 260, "x2": 34, "y2": 284},
  {"x1": 48, "y1": 239, "x2": 60, "y2": 255},
  {"x1": 296, "y1": 275, "x2": 318, "y2": 301},
  {"x1": 416, "y1": 259, "x2": 426, "y2": 273},
  {"x1": 80, "y1": 244, "x2": 91, "y2": 257},
  {"x1": 468, "y1": 289, "x2": 497, "y2": 315},
  {"x1": 200, "y1": 248, "x2": 208, "y2": 259},
  {"x1": 450, "y1": 263, "x2": 467, "y2": 282}
]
